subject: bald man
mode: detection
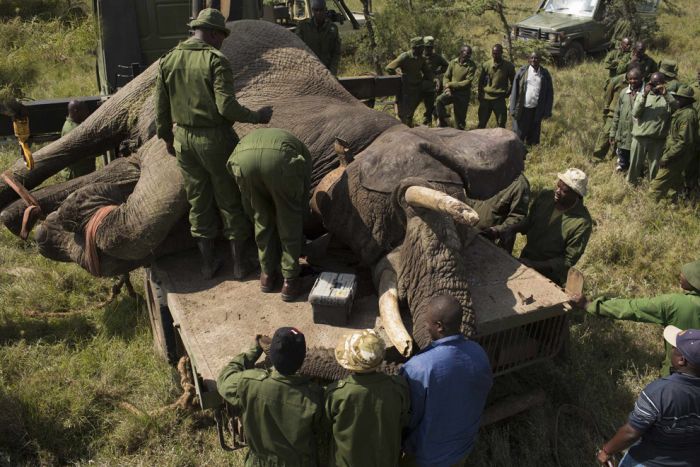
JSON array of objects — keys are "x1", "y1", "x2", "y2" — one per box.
[
  {"x1": 62, "y1": 100, "x2": 96, "y2": 179},
  {"x1": 400, "y1": 295, "x2": 492, "y2": 467}
]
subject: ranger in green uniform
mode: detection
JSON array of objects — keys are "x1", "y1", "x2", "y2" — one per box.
[
  {"x1": 659, "y1": 59, "x2": 680, "y2": 93},
  {"x1": 386, "y1": 37, "x2": 434, "y2": 127},
  {"x1": 435, "y1": 45, "x2": 477, "y2": 130},
  {"x1": 506, "y1": 169, "x2": 592, "y2": 286},
  {"x1": 688, "y1": 69, "x2": 700, "y2": 193},
  {"x1": 228, "y1": 128, "x2": 313, "y2": 302},
  {"x1": 628, "y1": 72, "x2": 677, "y2": 185},
  {"x1": 569, "y1": 260, "x2": 700, "y2": 376},
  {"x1": 217, "y1": 327, "x2": 324, "y2": 466},
  {"x1": 62, "y1": 100, "x2": 97, "y2": 179},
  {"x1": 295, "y1": 0, "x2": 341, "y2": 75},
  {"x1": 610, "y1": 67, "x2": 643, "y2": 172},
  {"x1": 650, "y1": 85, "x2": 698, "y2": 200},
  {"x1": 469, "y1": 172, "x2": 530, "y2": 253},
  {"x1": 155, "y1": 9, "x2": 272, "y2": 280},
  {"x1": 630, "y1": 41, "x2": 658, "y2": 81},
  {"x1": 603, "y1": 37, "x2": 632, "y2": 79},
  {"x1": 477, "y1": 44, "x2": 515, "y2": 129},
  {"x1": 326, "y1": 329, "x2": 410, "y2": 467},
  {"x1": 420, "y1": 36, "x2": 449, "y2": 126}
]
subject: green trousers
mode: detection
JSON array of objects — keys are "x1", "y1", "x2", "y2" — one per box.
[
  {"x1": 650, "y1": 159, "x2": 687, "y2": 200},
  {"x1": 627, "y1": 136, "x2": 665, "y2": 185},
  {"x1": 421, "y1": 91, "x2": 436, "y2": 125},
  {"x1": 592, "y1": 115, "x2": 613, "y2": 159},
  {"x1": 399, "y1": 87, "x2": 422, "y2": 127},
  {"x1": 228, "y1": 146, "x2": 310, "y2": 279},
  {"x1": 477, "y1": 97, "x2": 507, "y2": 128},
  {"x1": 174, "y1": 125, "x2": 251, "y2": 240},
  {"x1": 435, "y1": 92, "x2": 469, "y2": 130}
]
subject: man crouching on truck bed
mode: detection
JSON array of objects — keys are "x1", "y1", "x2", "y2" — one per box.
[{"x1": 217, "y1": 327, "x2": 325, "y2": 466}]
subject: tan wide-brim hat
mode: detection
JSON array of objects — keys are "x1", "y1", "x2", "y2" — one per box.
[
  {"x1": 558, "y1": 168, "x2": 588, "y2": 197},
  {"x1": 188, "y1": 8, "x2": 230, "y2": 37},
  {"x1": 335, "y1": 329, "x2": 386, "y2": 373}
]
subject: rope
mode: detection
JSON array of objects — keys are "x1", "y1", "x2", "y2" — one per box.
[
  {"x1": 115, "y1": 356, "x2": 198, "y2": 417},
  {"x1": 1, "y1": 172, "x2": 43, "y2": 240},
  {"x1": 84, "y1": 205, "x2": 118, "y2": 276}
]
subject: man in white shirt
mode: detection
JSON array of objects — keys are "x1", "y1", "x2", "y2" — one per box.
[{"x1": 510, "y1": 52, "x2": 554, "y2": 145}]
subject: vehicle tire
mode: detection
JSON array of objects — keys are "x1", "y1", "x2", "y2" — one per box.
[{"x1": 560, "y1": 41, "x2": 584, "y2": 66}]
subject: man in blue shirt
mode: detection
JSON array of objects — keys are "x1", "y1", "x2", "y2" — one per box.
[
  {"x1": 400, "y1": 295, "x2": 493, "y2": 467},
  {"x1": 596, "y1": 326, "x2": 700, "y2": 467}
]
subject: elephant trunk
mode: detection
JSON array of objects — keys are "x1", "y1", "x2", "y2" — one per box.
[
  {"x1": 0, "y1": 64, "x2": 158, "y2": 210},
  {"x1": 397, "y1": 210, "x2": 475, "y2": 350}
]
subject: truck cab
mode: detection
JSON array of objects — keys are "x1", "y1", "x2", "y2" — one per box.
[{"x1": 512, "y1": 0, "x2": 660, "y2": 65}]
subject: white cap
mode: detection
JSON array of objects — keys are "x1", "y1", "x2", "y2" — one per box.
[
  {"x1": 663, "y1": 325, "x2": 682, "y2": 347},
  {"x1": 557, "y1": 168, "x2": 588, "y2": 197}
]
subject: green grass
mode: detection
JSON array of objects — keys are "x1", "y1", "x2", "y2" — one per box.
[{"x1": 1, "y1": 1, "x2": 700, "y2": 465}]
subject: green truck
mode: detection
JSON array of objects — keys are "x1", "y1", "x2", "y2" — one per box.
[{"x1": 512, "y1": 0, "x2": 660, "y2": 65}]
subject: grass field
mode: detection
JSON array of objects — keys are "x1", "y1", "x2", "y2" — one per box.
[{"x1": 1, "y1": 1, "x2": 700, "y2": 465}]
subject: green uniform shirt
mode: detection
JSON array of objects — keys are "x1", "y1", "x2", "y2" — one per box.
[
  {"x1": 217, "y1": 346, "x2": 325, "y2": 467},
  {"x1": 325, "y1": 372, "x2": 410, "y2": 467},
  {"x1": 61, "y1": 117, "x2": 78, "y2": 136},
  {"x1": 385, "y1": 51, "x2": 434, "y2": 91},
  {"x1": 520, "y1": 190, "x2": 593, "y2": 285},
  {"x1": 611, "y1": 86, "x2": 643, "y2": 150},
  {"x1": 295, "y1": 18, "x2": 341, "y2": 75},
  {"x1": 61, "y1": 117, "x2": 97, "y2": 179},
  {"x1": 603, "y1": 48, "x2": 631, "y2": 78},
  {"x1": 659, "y1": 105, "x2": 698, "y2": 166},
  {"x1": 468, "y1": 173, "x2": 530, "y2": 234},
  {"x1": 426, "y1": 52, "x2": 449, "y2": 76},
  {"x1": 478, "y1": 59, "x2": 515, "y2": 100},
  {"x1": 635, "y1": 54, "x2": 658, "y2": 80},
  {"x1": 586, "y1": 291, "x2": 700, "y2": 375},
  {"x1": 443, "y1": 57, "x2": 478, "y2": 95},
  {"x1": 155, "y1": 37, "x2": 261, "y2": 141},
  {"x1": 632, "y1": 91, "x2": 677, "y2": 140}
]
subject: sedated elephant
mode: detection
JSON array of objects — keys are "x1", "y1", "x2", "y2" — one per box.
[{"x1": 0, "y1": 20, "x2": 525, "y2": 363}]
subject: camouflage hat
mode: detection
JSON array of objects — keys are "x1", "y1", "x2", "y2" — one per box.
[
  {"x1": 681, "y1": 260, "x2": 700, "y2": 291},
  {"x1": 423, "y1": 36, "x2": 435, "y2": 47},
  {"x1": 671, "y1": 84, "x2": 695, "y2": 101},
  {"x1": 659, "y1": 59, "x2": 678, "y2": 78},
  {"x1": 558, "y1": 168, "x2": 588, "y2": 197},
  {"x1": 188, "y1": 8, "x2": 230, "y2": 37},
  {"x1": 410, "y1": 36, "x2": 424, "y2": 48},
  {"x1": 335, "y1": 329, "x2": 385, "y2": 372}
]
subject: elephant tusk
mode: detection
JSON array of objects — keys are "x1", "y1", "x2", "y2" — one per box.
[
  {"x1": 405, "y1": 186, "x2": 479, "y2": 226},
  {"x1": 377, "y1": 268, "x2": 413, "y2": 357}
]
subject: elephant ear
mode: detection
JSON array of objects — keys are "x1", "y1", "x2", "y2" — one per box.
[
  {"x1": 426, "y1": 127, "x2": 526, "y2": 200},
  {"x1": 356, "y1": 127, "x2": 463, "y2": 194}
]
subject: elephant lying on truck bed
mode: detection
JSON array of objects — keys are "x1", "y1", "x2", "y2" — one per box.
[{"x1": 0, "y1": 20, "x2": 525, "y2": 362}]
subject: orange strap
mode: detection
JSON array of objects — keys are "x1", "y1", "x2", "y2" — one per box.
[
  {"x1": 84, "y1": 205, "x2": 118, "y2": 276},
  {"x1": 1, "y1": 172, "x2": 43, "y2": 240}
]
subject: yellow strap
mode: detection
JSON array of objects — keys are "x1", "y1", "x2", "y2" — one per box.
[{"x1": 13, "y1": 118, "x2": 34, "y2": 170}]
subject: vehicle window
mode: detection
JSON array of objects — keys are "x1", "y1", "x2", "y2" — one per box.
[{"x1": 542, "y1": 0, "x2": 600, "y2": 17}]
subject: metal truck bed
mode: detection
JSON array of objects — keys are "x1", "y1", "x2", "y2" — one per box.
[{"x1": 146, "y1": 235, "x2": 570, "y2": 410}]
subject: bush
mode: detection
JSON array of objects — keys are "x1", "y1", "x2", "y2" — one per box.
[{"x1": 0, "y1": 0, "x2": 88, "y2": 20}]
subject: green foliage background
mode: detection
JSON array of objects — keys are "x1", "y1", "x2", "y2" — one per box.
[{"x1": 1, "y1": 0, "x2": 700, "y2": 465}]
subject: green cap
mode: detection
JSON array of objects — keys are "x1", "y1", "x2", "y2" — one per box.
[
  {"x1": 410, "y1": 36, "x2": 424, "y2": 47},
  {"x1": 188, "y1": 8, "x2": 230, "y2": 37},
  {"x1": 682, "y1": 260, "x2": 700, "y2": 291},
  {"x1": 671, "y1": 84, "x2": 695, "y2": 101},
  {"x1": 423, "y1": 36, "x2": 435, "y2": 46},
  {"x1": 659, "y1": 59, "x2": 678, "y2": 78}
]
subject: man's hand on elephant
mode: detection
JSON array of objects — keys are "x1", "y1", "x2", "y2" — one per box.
[
  {"x1": 568, "y1": 293, "x2": 589, "y2": 310},
  {"x1": 257, "y1": 106, "x2": 273, "y2": 124},
  {"x1": 480, "y1": 227, "x2": 499, "y2": 240}
]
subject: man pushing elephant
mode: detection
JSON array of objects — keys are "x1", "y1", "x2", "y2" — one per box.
[
  {"x1": 155, "y1": 8, "x2": 273, "y2": 280},
  {"x1": 228, "y1": 128, "x2": 313, "y2": 302}
]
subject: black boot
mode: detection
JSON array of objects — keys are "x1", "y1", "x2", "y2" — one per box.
[
  {"x1": 196, "y1": 238, "x2": 222, "y2": 280},
  {"x1": 230, "y1": 239, "x2": 255, "y2": 280}
]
